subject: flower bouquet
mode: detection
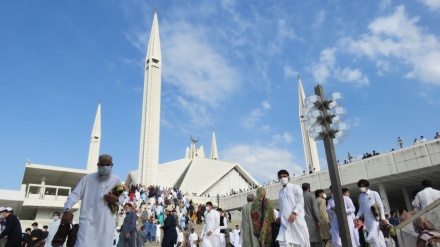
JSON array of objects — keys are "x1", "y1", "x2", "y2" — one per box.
[{"x1": 108, "y1": 184, "x2": 124, "y2": 215}]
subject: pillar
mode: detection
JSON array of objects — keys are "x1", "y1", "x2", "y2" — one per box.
[
  {"x1": 402, "y1": 186, "x2": 412, "y2": 211},
  {"x1": 378, "y1": 183, "x2": 390, "y2": 214}
]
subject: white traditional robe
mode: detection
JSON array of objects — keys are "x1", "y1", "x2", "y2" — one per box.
[
  {"x1": 189, "y1": 232, "x2": 199, "y2": 247},
  {"x1": 201, "y1": 209, "x2": 221, "y2": 247},
  {"x1": 64, "y1": 173, "x2": 125, "y2": 247},
  {"x1": 276, "y1": 183, "x2": 310, "y2": 247},
  {"x1": 326, "y1": 196, "x2": 359, "y2": 247},
  {"x1": 44, "y1": 218, "x2": 61, "y2": 247},
  {"x1": 356, "y1": 189, "x2": 386, "y2": 247},
  {"x1": 233, "y1": 229, "x2": 241, "y2": 247},
  {"x1": 345, "y1": 195, "x2": 360, "y2": 247},
  {"x1": 412, "y1": 187, "x2": 440, "y2": 212}
]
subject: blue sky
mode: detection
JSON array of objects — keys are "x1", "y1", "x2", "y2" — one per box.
[{"x1": 1, "y1": 0, "x2": 440, "y2": 190}]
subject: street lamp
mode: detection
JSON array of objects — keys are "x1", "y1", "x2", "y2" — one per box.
[{"x1": 303, "y1": 85, "x2": 352, "y2": 246}]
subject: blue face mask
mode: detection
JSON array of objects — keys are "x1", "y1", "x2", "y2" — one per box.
[{"x1": 98, "y1": 166, "x2": 112, "y2": 176}]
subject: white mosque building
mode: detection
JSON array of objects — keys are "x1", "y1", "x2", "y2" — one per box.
[{"x1": 0, "y1": 10, "x2": 259, "y2": 222}]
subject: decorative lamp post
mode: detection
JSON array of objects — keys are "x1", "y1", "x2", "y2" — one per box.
[{"x1": 303, "y1": 85, "x2": 351, "y2": 246}]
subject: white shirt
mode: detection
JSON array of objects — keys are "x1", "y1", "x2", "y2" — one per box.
[
  {"x1": 189, "y1": 232, "x2": 198, "y2": 247},
  {"x1": 276, "y1": 183, "x2": 310, "y2": 246},
  {"x1": 44, "y1": 218, "x2": 61, "y2": 247},
  {"x1": 412, "y1": 187, "x2": 440, "y2": 212},
  {"x1": 64, "y1": 173, "x2": 125, "y2": 247}
]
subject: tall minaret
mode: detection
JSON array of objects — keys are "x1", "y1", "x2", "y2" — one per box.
[
  {"x1": 138, "y1": 10, "x2": 161, "y2": 186},
  {"x1": 298, "y1": 75, "x2": 321, "y2": 173},
  {"x1": 87, "y1": 102, "x2": 101, "y2": 172},
  {"x1": 210, "y1": 131, "x2": 219, "y2": 160}
]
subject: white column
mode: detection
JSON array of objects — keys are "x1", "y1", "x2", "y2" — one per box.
[
  {"x1": 378, "y1": 183, "x2": 390, "y2": 214},
  {"x1": 402, "y1": 186, "x2": 412, "y2": 211},
  {"x1": 40, "y1": 177, "x2": 46, "y2": 199}
]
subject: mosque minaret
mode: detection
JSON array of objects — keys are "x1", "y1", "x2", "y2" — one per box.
[
  {"x1": 298, "y1": 75, "x2": 321, "y2": 173},
  {"x1": 86, "y1": 102, "x2": 101, "y2": 172},
  {"x1": 138, "y1": 10, "x2": 162, "y2": 186}
]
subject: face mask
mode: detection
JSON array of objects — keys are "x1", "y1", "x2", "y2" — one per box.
[
  {"x1": 53, "y1": 216, "x2": 59, "y2": 221},
  {"x1": 280, "y1": 177, "x2": 289, "y2": 185},
  {"x1": 359, "y1": 187, "x2": 367, "y2": 193},
  {"x1": 98, "y1": 166, "x2": 112, "y2": 176},
  {"x1": 0, "y1": 215, "x2": 5, "y2": 219},
  {"x1": 322, "y1": 193, "x2": 327, "y2": 199}
]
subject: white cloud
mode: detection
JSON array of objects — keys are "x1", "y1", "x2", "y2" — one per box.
[
  {"x1": 222, "y1": 143, "x2": 304, "y2": 183},
  {"x1": 241, "y1": 101, "x2": 271, "y2": 129},
  {"x1": 272, "y1": 132, "x2": 293, "y2": 144},
  {"x1": 175, "y1": 96, "x2": 213, "y2": 128},
  {"x1": 261, "y1": 100, "x2": 271, "y2": 110},
  {"x1": 161, "y1": 22, "x2": 241, "y2": 107},
  {"x1": 310, "y1": 48, "x2": 369, "y2": 86},
  {"x1": 344, "y1": 5, "x2": 440, "y2": 85},
  {"x1": 312, "y1": 11, "x2": 326, "y2": 28},
  {"x1": 283, "y1": 66, "x2": 297, "y2": 78},
  {"x1": 418, "y1": 0, "x2": 440, "y2": 10},
  {"x1": 310, "y1": 48, "x2": 336, "y2": 83},
  {"x1": 334, "y1": 67, "x2": 369, "y2": 86},
  {"x1": 378, "y1": 0, "x2": 392, "y2": 12}
]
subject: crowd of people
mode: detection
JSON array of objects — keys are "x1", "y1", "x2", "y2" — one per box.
[
  {"x1": 239, "y1": 171, "x2": 440, "y2": 247},
  {"x1": 343, "y1": 132, "x2": 439, "y2": 164},
  {"x1": 1, "y1": 154, "x2": 440, "y2": 247}
]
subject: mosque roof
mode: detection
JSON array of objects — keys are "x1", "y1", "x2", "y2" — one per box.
[{"x1": 126, "y1": 157, "x2": 259, "y2": 195}]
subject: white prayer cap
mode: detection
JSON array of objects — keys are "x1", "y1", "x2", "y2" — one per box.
[
  {"x1": 6, "y1": 207, "x2": 13, "y2": 212},
  {"x1": 0, "y1": 207, "x2": 5, "y2": 212},
  {"x1": 165, "y1": 205, "x2": 174, "y2": 212}
]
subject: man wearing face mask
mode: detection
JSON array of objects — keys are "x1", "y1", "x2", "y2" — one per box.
[
  {"x1": 314, "y1": 190, "x2": 330, "y2": 246},
  {"x1": 201, "y1": 202, "x2": 221, "y2": 247},
  {"x1": 44, "y1": 212, "x2": 61, "y2": 247},
  {"x1": 355, "y1": 179, "x2": 386, "y2": 247},
  {"x1": 275, "y1": 170, "x2": 310, "y2": 247},
  {"x1": 64, "y1": 154, "x2": 125, "y2": 247}
]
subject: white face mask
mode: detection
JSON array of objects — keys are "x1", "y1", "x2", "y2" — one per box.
[
  {"x1": 280, "y1": 177, "x2": 289, "y2": 185},
  {"x1": 359, "y1": 187, "x2": 367, "y2": 193},
  {"x1": 98, "y1": 166, "x2": 112, "y2": 176},
  {"x1": 53, "y1": 216, "x2": 59, "y2": 221},
  {"x1": 322, "y1": 193, "x2": 327, "y2": 199}
]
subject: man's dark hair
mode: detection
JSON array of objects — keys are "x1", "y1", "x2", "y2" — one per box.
[
  {"x1": 25, "y1": 228, "x2": 31, "y2": 232},
  {"x1": 246, "y1": 194, "x2": 254, "y2": 202},
  {"x1": 53, "y1": 212, "x2": 60, "y2": 217},
  {"x1": 277, "y1": 169, "x2": 289, "y2": 178},
  {"x1": 357, "y1": 179, "x2": 369, "y2": 187},
  {"x1": 31, "y1": 222, "x2": 38, "y2": 227},
  {"x1": 342, "y1": 188, "x2": 349, "y2": 194},
  {"x1": 206, "y1": 201, "x2": 213, "y2": 207},
  {"x1": 422, "y1": 180, "x2": 432, "y2": 187},
  {"x1": 390, "y1": 210, "x2": 396, "y2": 216},
  {"x1": 124, "y1": 203, "x2": 133, "y2": 208},
  {"x1": 315, "y1": 189, "x2": 324, "y2": 198},
  {"x1": 43, "y1": 225, "x2": 48, "y2": 229},
  {"x1": 217, "y1": 208, "x2": 223, "y2": 212}
]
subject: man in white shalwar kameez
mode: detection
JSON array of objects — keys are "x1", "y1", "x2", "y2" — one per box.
[
  {"x1": 233, "y1": 225, "x2": 241, "y2": 247},
  {"x1": 201, "y1": 202, "x2": 221, "y2": 247},
  {"x1": 355, "y1": 179, "x2": 386, "y2": 247},
  {"x1": 189, "y1": 228, "x2": 199, "y2": 247},
  {"x1": 64, "y1": 154, "x2": 126, "y2": 247},
  {"x1": 326, "y1": 187, "x2": 359, "y2": 247},
  {"x1": 276, "y1": 169, "x2": 310, "y2": 247},
  {"x1": 412, "y1": 179, "x2": 440, "y2": 212},
  {"x1": 44, "y1": 212, "x2": 61, "y2": 247}
]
